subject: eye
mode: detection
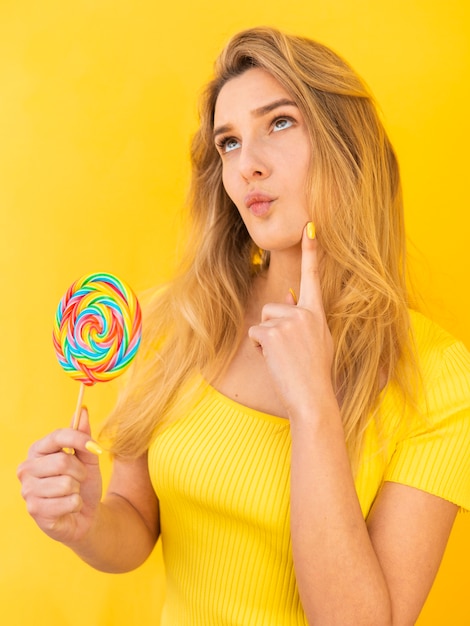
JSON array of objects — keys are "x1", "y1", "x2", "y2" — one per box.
[
  {"x1": 216, "y1": 137, "x2": 241, "y2": 154},
  {"x1": 273, "y1": 117, "x2": 294, "y2": 132}
]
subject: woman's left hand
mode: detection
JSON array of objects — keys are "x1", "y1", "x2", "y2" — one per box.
[{"x1": 248, "y1": 223, "x2": 335, "y2": 418}]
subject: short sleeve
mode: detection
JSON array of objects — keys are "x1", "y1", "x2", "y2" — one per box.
[{"x1": 385, "y1": 339, "x2": 470, "y2": 511}]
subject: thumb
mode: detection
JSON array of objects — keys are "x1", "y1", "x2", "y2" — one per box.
[
  {"x1": 76, "y1": 407, "x2": 104, "y2": 457},
  {"x1": 72, "y1": 406, "x2": 92, "y2": 436},
  {"x1": 286, "y1": 288, "x2": 298, "y2": 305},
  {"x1": 65, "y1": 406, "x2": 102, "y2": 457}
]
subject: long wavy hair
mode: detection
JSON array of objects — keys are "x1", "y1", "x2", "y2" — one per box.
[{"x1": 101, "y1": 27, "x2": 416, "y2": 470}]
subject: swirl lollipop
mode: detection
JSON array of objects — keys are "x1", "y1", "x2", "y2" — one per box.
[{"x1": 53, "y1": 272, "x2": 142, "y2": 429}]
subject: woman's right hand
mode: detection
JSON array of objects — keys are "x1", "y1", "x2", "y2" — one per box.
[{"x1": 17, "y1": 407, "x2": 103, "y2": 547}]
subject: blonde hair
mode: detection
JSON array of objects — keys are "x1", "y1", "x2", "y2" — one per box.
[{"x1": 101, "y1": 27, "x2": 416, "y2": 470}]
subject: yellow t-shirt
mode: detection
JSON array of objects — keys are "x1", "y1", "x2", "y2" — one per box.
[{"x1": 148, "y1": 311, "x2": 470, "y2": 625}]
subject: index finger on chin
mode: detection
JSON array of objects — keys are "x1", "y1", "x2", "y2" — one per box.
[{"x1": 297, "y1": 222, "x2": 323, "y2": 311}]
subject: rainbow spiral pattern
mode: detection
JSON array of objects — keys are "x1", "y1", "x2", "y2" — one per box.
[{"x1": 53, "y1": 273, "x2": 142, "y2": 386}]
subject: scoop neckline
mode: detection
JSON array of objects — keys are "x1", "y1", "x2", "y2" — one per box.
[{"x1": 204, "y1": 380, "x2": 290, "y2": 426}]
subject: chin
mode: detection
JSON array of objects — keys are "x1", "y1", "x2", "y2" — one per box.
[
  {"x1": 256, "y1": 237, "x2": 303, "y2": 254},
  {"x1": 259, "y1": 228, "x2": 302, "y2": 248}
]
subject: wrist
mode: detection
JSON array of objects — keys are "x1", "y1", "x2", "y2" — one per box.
[
  {"x1": 287, "y1": 386, "x2": 341, "y2": 426},
  {"x1": 63, "y1": 501, "x2": 103, "y2": 551}
]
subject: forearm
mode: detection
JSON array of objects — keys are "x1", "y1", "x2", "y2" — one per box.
[
  {"x1": 65, "y1": 493, "x2": 159, "y2": 573},
  {"x1": 290, "y1": 397, "x2": 392, "y2": 625}
]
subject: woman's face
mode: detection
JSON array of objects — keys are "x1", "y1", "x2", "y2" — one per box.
[{"x1": 213, "y1": 68, "x2": 311, "y2": 253}]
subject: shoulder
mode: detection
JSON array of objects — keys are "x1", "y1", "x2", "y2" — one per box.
[
  {"x1": 374, "y1": 311, "x2": 470, "y2": 511},
  {"x1": 409, "y1": 309, "x2": 468, "y2": 359},
  {"x1": 409, "y1": 310, "x2": 470, "y2": 399},
  {"x1": 382, "y1": 310, "x2": 470, "y2": 510}
]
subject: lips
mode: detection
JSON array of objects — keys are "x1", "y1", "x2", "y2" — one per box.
[{"x1": 244, "y1": 192, "x2": 276, "y2": 217}]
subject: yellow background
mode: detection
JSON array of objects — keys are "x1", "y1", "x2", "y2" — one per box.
[{"x1": 1, "y1": 1, "x2": 469, "y2": 624}]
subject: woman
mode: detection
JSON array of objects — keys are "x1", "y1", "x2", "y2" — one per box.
[{"x1": 18, "y1": 27, "x2": 470, "y2": 625}]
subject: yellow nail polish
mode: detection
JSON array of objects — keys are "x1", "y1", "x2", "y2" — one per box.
[
  {"x1": 288, "y1": 288, "x2": 298, "y2": 305},
  {"x1": 85, "y1": 440, "x2": 103, "y2": 455},
  {"x1": 307, "y1": 221, "x2": 316, "y2": 240}
]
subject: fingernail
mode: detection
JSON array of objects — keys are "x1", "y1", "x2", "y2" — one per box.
[
  {"x1": 85, "y1": 440, "x2": 103, "y2": 455},
  {"x1": 307, "y1": 221, "x2": 316, "y2": 240},
  {"x1": 288, "y1": 288, "x2": 298, "y2": 305}
]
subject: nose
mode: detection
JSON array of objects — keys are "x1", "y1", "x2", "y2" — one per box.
[{"x1": 238, "y1": 140, "x2": 270, "y2": 181}]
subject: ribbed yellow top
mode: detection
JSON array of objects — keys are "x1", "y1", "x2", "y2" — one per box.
[{"x1": 148, "y1": 311, "x2": 470, "y2": 625}]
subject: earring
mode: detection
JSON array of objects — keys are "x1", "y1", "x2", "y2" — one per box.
[{"x1": 252, "y1": 247, "x2": 264, "y2": 267}]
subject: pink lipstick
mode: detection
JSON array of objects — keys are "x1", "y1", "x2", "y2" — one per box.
[{"x1": 244, "y1": 192, "x2": 275, "y2": 217}]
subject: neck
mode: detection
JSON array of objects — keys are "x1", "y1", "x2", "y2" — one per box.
[{"x1": 253, "y1": 246, "x2": 302, "y2": 307}]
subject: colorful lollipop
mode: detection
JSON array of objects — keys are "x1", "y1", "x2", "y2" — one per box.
[{"x1": 53, "y1": 272, "x2": 142, "y2": 429}]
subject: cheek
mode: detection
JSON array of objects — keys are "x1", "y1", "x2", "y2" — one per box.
[{"x1": 221, "y1": 167, "x2": 238, "y2": 204}]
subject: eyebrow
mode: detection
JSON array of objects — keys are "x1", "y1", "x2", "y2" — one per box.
[{"x1": 213, "y1": 98, "x2": 298, "y2": 139}]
